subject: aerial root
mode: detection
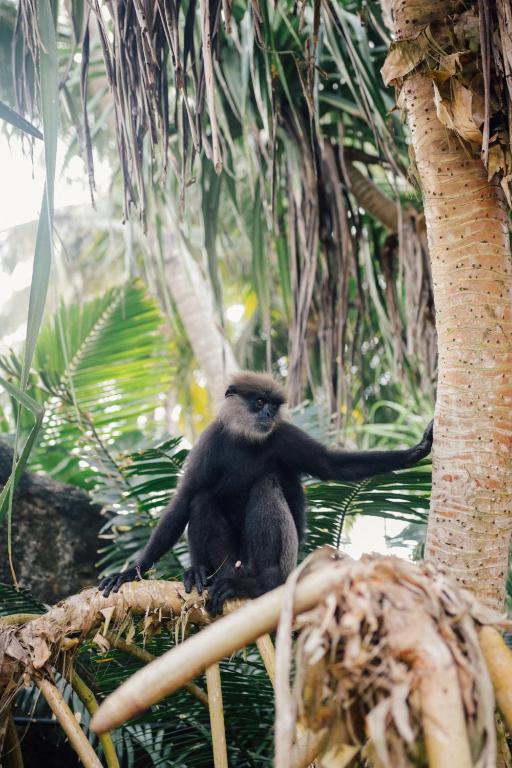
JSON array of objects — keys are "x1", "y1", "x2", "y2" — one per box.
[{"x1": 479, "y1": 626, "x2": 512, "y2": 732}]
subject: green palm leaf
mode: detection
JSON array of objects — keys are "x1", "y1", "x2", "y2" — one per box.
[
  {"x1": 95, "y1": 436, "x2": 188, "y2": 576},
  {"x1": 1, "y1": 280, "x2": 172, "y2": 485},
  {"x1": 305, "y1": 463, "x2": 431, "y2": 554}
]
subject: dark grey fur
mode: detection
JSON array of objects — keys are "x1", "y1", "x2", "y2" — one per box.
[{"x1": 99, "y1": 372, "x2": 433, "y2": 614}]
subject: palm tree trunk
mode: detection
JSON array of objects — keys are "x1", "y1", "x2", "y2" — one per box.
[
  {"x1": 400, "y1": 70, "x2": 512, "y2": 609},
  {"x1": 163, "y1": 235, "x2": 239, "y2": 400}
]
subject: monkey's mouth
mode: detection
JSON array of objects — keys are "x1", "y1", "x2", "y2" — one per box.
[{"x1": 256, "y1": 421, "x2": 274, "y2": 433}]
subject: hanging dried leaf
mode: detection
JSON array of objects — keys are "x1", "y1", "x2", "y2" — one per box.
[
  {"x1": 381, "y1": 38, "x2": 427, "y2": 87},
  {"x1": 433, "y1": 80, "x2": 484, "y2": 144},
  {"x1": 436, "y1": 52, "x2": 462, "y2": 80},
  {"x1": 385, "y1": 4, "x2": 512, "y2": 205},
  {"x1": 13, "y1": 0, "x2": 230, "y2": 227},
  {"x1": 275, "y1": 554, "x2": 504, "y2": 768}
]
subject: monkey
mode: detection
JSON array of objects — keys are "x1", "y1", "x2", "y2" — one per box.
[{"x1": 99, "y1": 371, "x2": 433, "y2": 614}]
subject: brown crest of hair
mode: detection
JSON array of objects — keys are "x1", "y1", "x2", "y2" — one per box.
[{"x1": 224, "y1": 371, "x2": 286, "y2": 405}]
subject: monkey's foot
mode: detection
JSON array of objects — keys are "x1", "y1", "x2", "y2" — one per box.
[
  {"x1": 98, "y1": 566, "x2": 142, "y2": 597},
  {"x1": 205, "y1": 577, "x2": 242, "y2": 615},
  {"x1": 183, "y1": 565, "x2": 208, "y2": 595}
]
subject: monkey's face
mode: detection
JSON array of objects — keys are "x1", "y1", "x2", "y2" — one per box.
[
  {"x1": 248, "y1": 394, "x2": 281, "y2": 437},
  {"x1": 218, "y1": 374, "x2": 285, "y2": 443}
]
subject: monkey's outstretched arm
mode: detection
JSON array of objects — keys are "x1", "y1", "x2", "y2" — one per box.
[
  {"x1": 99, "y1": 425, "x2": 219, "y2": 597},
  {"x1": 278, "y1": 420, "x2": 433, "y2": 482},
  {"x1": 99, "y1": 489, "x2": 192, "y2": 596}
]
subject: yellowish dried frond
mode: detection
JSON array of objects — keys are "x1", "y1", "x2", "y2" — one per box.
[{"x1": 275, "y1": 553, "x2": 506, "y2": 768}]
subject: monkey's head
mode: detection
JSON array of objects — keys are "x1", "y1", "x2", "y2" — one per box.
[{"x1": 218, "y1": 371, "x2": 286, "y2": 442}]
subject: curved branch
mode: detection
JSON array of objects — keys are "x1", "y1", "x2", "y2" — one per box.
[
  {"x1": 345, "y1": 161, "x2": 398, "y2": 232},
  {"x1": 36, "y1": 679, "x2": 102, "y2": 768},
  {"x1": 0, "y1": 581, "x2": 208, "y2": 686},
  {"x1": 70, "y1": 671, "x2": 120, "y2": 768}
]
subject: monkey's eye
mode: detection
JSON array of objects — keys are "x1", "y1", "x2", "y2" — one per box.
[{"x1": 255, "y1": 398, "x2": 265, "y2": 409}]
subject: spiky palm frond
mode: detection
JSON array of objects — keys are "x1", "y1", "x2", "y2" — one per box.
[
  {"x1": 0, "y1": 280, "x2": 172, "y2": 485},
  {"x1": 305, "y1": 464, "x2": 430, "y2": 554},
  {"x1": 95, "y1": 436, "x2": 188, "y2": 576}
]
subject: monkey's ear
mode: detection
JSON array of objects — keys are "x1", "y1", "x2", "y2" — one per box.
[{"x1": 225, "y1": 385, "x2": 237, "y2": 398}]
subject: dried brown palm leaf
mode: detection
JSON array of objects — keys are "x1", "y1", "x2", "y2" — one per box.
[
  {"x1": 275, "y1": 553, "x2": 506, "y2": 768},
  {"x1": 13, "y1": 0, "x2": 232, "y2": 227},
  {"x1": 0, "y1": 580, "x2": 208, "y2": 700},
  {"x1": 382, "y1": 1, "x2": 512, "y2": 208}
]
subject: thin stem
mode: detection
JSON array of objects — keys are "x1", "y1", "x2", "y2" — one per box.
[
  {"x1": 255, "y1": 634, "x2": 275, "y2": 686},
  {"x1": 35, "y1": 678, "x2": 102, "y2": 768},
  {"x1": 206, "y1": 664, "x2": 228, "y2": 768},
  {"x1": 70, "y1": 671, "x2": 120, "y2": 768}
]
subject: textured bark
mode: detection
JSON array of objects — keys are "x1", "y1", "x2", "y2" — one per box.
[
  {"x1": 0, "y1": 442, "x2": 103, "y2": 603},
  {"x1": 401, "y1": 74, "x2": 512, "y2": 609}
]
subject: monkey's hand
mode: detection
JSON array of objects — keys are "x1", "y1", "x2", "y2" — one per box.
[
  {"x1": 99, "y1": 566, "x2": 142, "y2": 598},
  {"x1": 419, "y1": 419, "x2": 434, "y2": 457},
  {"x1": 183, "y1": 565, "x2": 209, "y2": 595}
]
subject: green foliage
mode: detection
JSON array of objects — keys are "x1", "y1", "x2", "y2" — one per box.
[
  {"x1": 95, "y1": 436, "x2": 188, "y2": 576},
  {"x1": 0, "y1": 100, "x2": 43, "y2": 138},
  {"x1": 1, "y1": 280, "x2": 172, "y2": 485},
  {"x1": 0, "y1": 580, "x2": 275, "y2": 767},
  {"x1": 0, "y1": 0, "x2": 59, "y2": 572},
  {"x1": 306, "y1": 465, "x2": 430, "y2": 554},
  {"x1": 0, "y1": 582, "x2": 45, "y2": 616},
  {"x1": 81, "y1": 638, "x2": 275, "y2": 767}
]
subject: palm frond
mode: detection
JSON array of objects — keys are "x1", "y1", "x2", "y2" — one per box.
[
  {"x1": 1, "y1": 280, "x2": 172, "y2": 485},
  {"x1": 305, "y1": 463, "x2": 431, "y2": 553},
  {"x1": 95, "y1": 436, "x2": 188, "y2": 576}
]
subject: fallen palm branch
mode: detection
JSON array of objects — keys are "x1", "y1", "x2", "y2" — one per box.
[
  {"x1": 0, "y1": 581, "x2": 210, "y2": 767},
  {"x1": 0, "y1": 580, "x2": 207, "y2": 690},
  {"x1": 89, "y1": 552, "x2": 511, "y2": 768}
]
